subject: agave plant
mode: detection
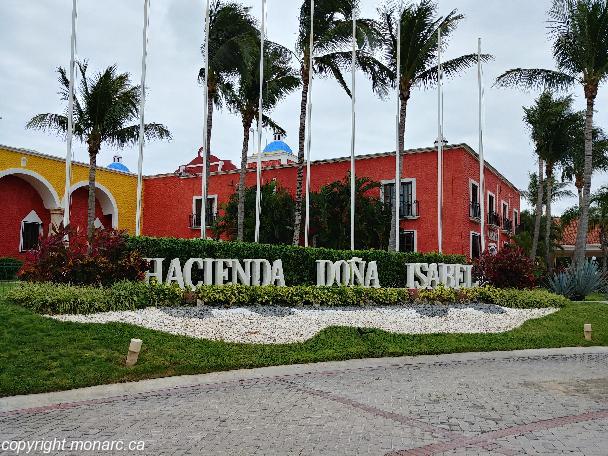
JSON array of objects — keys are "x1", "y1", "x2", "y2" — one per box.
[{"x1": 548, "y1": 261, "x2": 607, "y2": 300}]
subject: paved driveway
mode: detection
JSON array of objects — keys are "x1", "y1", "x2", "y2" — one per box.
[{"x1": 1, "y1": 348, "x2": 607, "y2": 455}]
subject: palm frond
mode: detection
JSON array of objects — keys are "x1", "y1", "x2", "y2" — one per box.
[
  {"x1": 416, "y1": 53, "x2": 492, "y2": 88},
  {"x1": 494, "y1": 68, "x2": 576, "y2": 90},
  {"x1": 25, "y1": 113, "x2": 68, "y2": 136}
]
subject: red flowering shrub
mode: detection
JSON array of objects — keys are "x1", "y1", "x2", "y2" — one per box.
[
  {"x1": 19, "y1": 225, "x2": 148, "y2": 286},
  {"x1": 474, "y1": 245, "x2": 536, "y2": 289}
]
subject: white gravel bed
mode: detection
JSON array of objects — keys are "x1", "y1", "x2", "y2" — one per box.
[{"x1": 50, "y1": 304, "x2": 558, "y2": 344}]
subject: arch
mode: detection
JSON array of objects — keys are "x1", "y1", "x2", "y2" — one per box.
[
  {"x1": 63, "y1": 181, "x2": 119, "y2": 228},
  {"x1": 0, "y1": 168, "x2": 61, "y2": 209}
]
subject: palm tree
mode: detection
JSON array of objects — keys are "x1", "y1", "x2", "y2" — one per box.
[
  {"x1": 225, "y1": 42, "x2": 300, "y2": 241},
  {"x1": 291, "y1": 0, "x2": 390, "y2": 245},
  {"x1": 27, "y1": 63, "x2": 171, "y2": 244},
  {"x1": 198, "y1": 1, "x2": 257, "y2": 236},
  {"x1": 561, "y1": 186, "x2": 608, "y2": 272},
  {"x1": 523, "y1": 172, "x2": 575, "y2": 208},
  {"x1": 560, "y1": 112, "x2": 608, "y2": 208},
  {"x1": 522, "y1": 92, "x2": 577, "y2": 270},
  {"x1": 310, "y1": 174, "x2": 391, "y2": 249},
  {"x1": 378, "y1": 0, "x2": 491, "y2": 250},
  {"x1": 496, "y1": 0, "x2": 608, "y2": 265}
]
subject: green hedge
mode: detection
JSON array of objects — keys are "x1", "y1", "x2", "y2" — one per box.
[
  {"x1": 7, "y1": 281, "x2": 185, "y2": 315},
  {"x1": 7, "y1": 281, "x2": 567, "y2": 315},
  {"x1": 126, "y1": 236, "x2": 466, "y2": 288},
  {"x1": 0, "y1": 258, "x2": 23, "y2": 281}
]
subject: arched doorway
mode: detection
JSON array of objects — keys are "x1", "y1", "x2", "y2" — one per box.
[
  {"x1": 0, "y1": 169, "x2": 61, "y2": 257},
  {"x1": 64, "y1": 181, "x2": 119, "y2": 232}
]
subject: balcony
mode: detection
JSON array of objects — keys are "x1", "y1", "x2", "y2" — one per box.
[
  {"x1": 469, "y1": 202, "x2": 481, "y2": 220},
  {"x1": 189, "y1": 211, "x2": 216, "y2": 229},
  {"x1": 488, "y1": 211, "x2": 501, "y2": 227},
  {"x1": 502, "y1": 218, "x2": 513, "y2": 234}
]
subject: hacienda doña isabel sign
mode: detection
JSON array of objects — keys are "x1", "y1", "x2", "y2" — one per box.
[{"x1": 145, "y1": 257, "x2": 477, "y2": 290}]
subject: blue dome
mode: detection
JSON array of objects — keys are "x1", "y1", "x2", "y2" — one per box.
[
  {"x1": 263, "y1": 140, "x2": 292, "y2": 154},
  {"x1": 107, "y1": 162, "x2": 130, "y2": 172}
]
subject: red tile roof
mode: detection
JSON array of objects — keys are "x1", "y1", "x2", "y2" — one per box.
[{"x1": 560, "y1": 218, "x2": 601, "y2": 245}]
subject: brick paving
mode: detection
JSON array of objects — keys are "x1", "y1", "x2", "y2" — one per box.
[{"x1": 1, "y1": 349, "x2": 607, "y2": 455}]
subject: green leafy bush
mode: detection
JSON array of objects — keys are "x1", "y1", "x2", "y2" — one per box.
[
  {"x1": 0, "y1": 258, "x2": 23, "y2": 281},
  {"x1": 8, "y1": 281, "x2": 567, "y2": 315},
  {"x1": 126, "y1": 236, "x2": 466, "y2": 288},
  {"x1": 195, "y1": 285, "x2": 566, "y2": 309},
  {"x1": 7, "y1": 281, "x2": 184, "y2": 315}
]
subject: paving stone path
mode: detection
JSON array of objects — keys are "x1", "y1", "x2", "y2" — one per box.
[{"x1": 1, "y1": 348, "x2": 607, "y2": 455}]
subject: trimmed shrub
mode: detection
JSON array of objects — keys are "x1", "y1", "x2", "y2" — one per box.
[
  {"x1": 8, "y1": 282, "x2": 567, "y2": 315},
  {"x1": 126, "y1": 236, "x2": 466, "y2": 288},
  {"x1": 474, "y1": 245, "x2": 536, "y2": 289},
  {"x1": 0, "y1": 258, "x2": 23, "y2": 281},
  {"x1": 195, "y1": 285, "x2": 566, "y2": 309},
  {"x1": 7, "y1": 281, "x2": 184, "y2": 315},
  {"x1": 19, "y1": 226, "x2": 149, "y2": 286}
]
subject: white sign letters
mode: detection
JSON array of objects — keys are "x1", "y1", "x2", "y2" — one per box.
[{"x1": 145, "y1": 258, "x2": 475, "y2": 290}]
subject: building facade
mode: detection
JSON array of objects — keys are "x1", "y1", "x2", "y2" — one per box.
[{"x1": 0, "y1": 140, "x2": 521, "y2": 260}]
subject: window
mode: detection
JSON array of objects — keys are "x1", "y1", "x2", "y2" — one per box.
[
  {"x1": 471, "y1": 232, "x2": 482, "y2": 259},
  {"x1": 487, "y1": 193, "x2": 499, "y2": 226},
  {"x1": 470, "y1": 181, "x2": 480, "y2": 219},
  {"x1": 502, "y1": 202, "x2": 509, "y2": 219},
  {"x1": 383, "y1": 180, "x2": 417, "y2": 217},
  {"x1": 20, "y1": 210, "x2": 43, "y2": 252},
  {"x1": 399, "y1": 230, "x2": 416, "y2": 253},
  {"x1": 191, "y1": 196, "x2": 217, "y2": 228},
  {"x1": 513, "y1": 209, "x2": 519, "y2": 227},
  {"x1": 488, "y1": 193, "x2": 495, "y2": 213},
  {"x1": 470, "y1": 182, "x2": 479, "y2": 205}
]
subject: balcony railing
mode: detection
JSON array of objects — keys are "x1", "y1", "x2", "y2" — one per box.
[
  {"x1": 469, "y1": 202, "x2": 481, "y2": 219},
  {"x1": 488, "y1": 211, "x2": 501, "y2": 227},
  {"x1": 189, "y1": 211, "x2": 215, "y2": 229},
  {"x1": 502, "y1": 218, "x2": 513, "y2": 233}
]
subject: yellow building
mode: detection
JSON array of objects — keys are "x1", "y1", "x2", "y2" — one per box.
[{"x1": 0, "y1": 144, "x2": 138, "y2": 257}]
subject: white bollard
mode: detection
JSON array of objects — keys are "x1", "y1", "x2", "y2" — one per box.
[
  {"x1": 584, "y1": 324, "x2": 593, "y2": 341},
  {"x1": 126, "y1": 338, "x2": 143, "y2": 367}
]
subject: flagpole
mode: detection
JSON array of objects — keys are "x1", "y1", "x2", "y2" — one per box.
[
  {"x1": 436, "y1": 28, "x2": 443, "y2": 254},
  {"x1": 394, "y1": 11, "x2": 402, "y2": 252},
  {"x1": 135, "y1": 0, "x2": 150, "y2": 236},
  {"x1": 349, "y1": 5, "x2": 356, "y2": 251},
  {"x1": 304, "y1": 0, "x2": 314, "y2": 247},
  {"x1": 200, "y1": 0, "x2": 211, "y2": 239},
  {"x1": 254, "y1": 0, "x2": 267, "y2": 243},
  {"x1": 478, "y1": 37, "x2": 486, "y2": 253},
  {"x1": 63, "y1": 0, "x2": 77, "y2": 228}
]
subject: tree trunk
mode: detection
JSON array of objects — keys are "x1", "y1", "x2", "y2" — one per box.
[
  {"x1": 388, "y1": 88, "x2": 410, "y2": 251},
  {"x1": 575, "y1": 174, "x2": 584, "y2": 208},
  {"x1": 573, "y1": 88, "x2": 597, "y2": 265},
  {"x1": 292, "y1": 65, "x2": 310, "y2": 246},
  {"x1": 238, "y1": 116, "x2": 253, "y2": 241},
  {"x1": 544, "y1": 165, "x2": 553, "y2": 273},
  {"x1": 602, "y1": 233, "x2": 607, "y2": 274},
  {"x1": 86, "y1": 139, "x2": 100, "y2": 251},
  {"x1": 530, "y1": 158, "x2": 544, "y2": 260},
  {"x1": 206, "y1": 89, "x2": 214, "y2": 158}
]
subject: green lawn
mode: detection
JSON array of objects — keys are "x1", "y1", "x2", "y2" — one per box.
[{"x1": 1, "y1": 298, "x2": 607, "y2": 397}]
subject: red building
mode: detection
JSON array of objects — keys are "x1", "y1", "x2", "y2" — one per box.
[
  {"x1": 143, "y1": 139, "x2": 521, "y2": 258},
  {"x1": 0, "y1": 139, "x2": 520, "y2": 260}
]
